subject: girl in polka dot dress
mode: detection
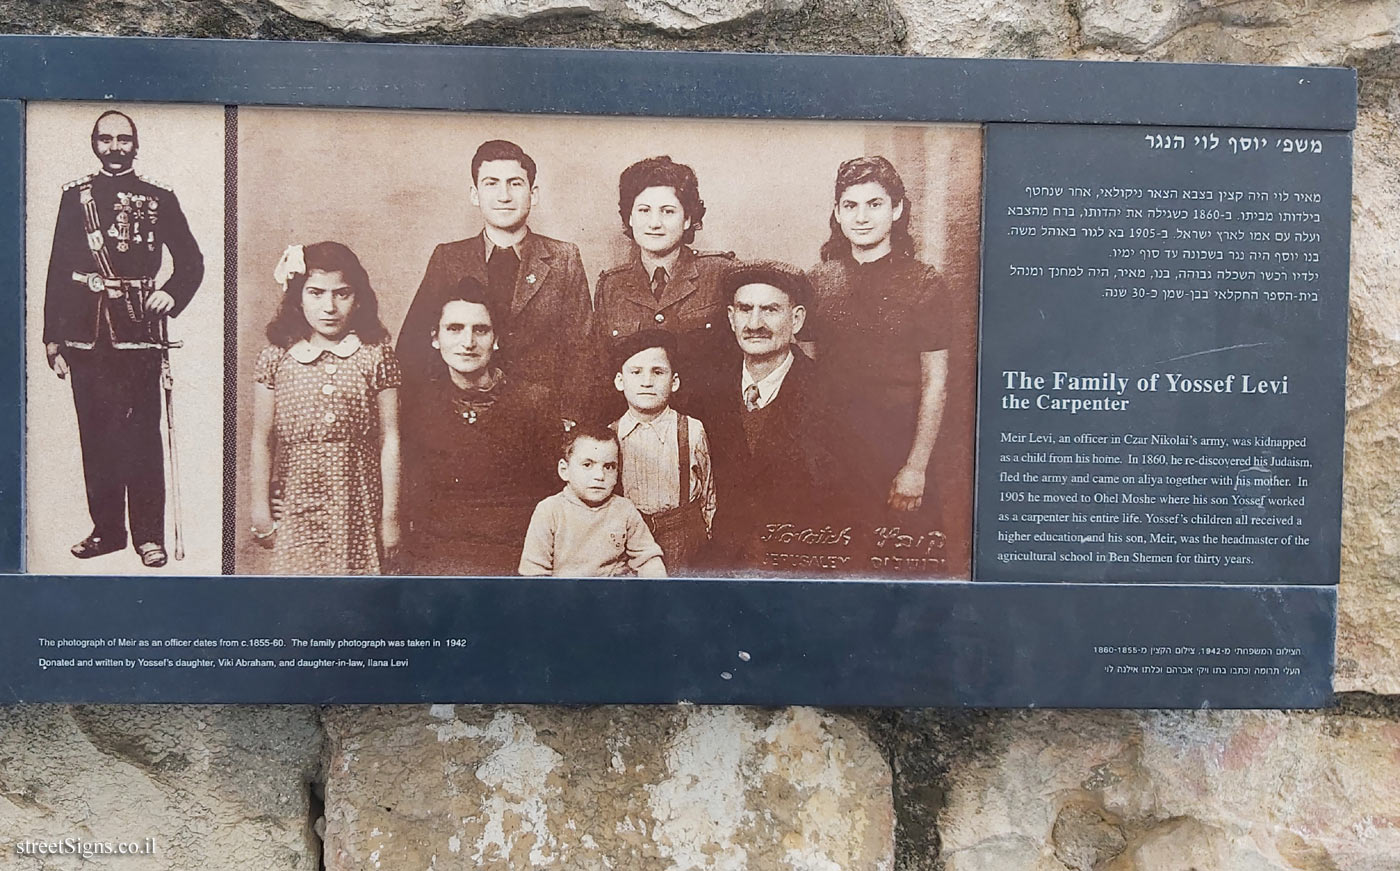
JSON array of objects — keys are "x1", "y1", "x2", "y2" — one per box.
[{"x1": 249, "y1": 242, "x2": 402, "y2": 574}]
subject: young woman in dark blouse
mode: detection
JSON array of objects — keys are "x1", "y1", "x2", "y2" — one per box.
[
  {"x1": 807, "y1": 156, "x2": 957, "y2": 516},
  {"x1": 398, "y1": 278, "x2": 560, "y2": 576}
]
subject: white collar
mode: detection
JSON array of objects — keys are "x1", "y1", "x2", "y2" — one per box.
[
  {"x1": 288, "y1": 333, "x2": 362, "y2": 364},
  {"x1": 616, "y1": 406, "x2": 676, "y2": 440},
  {"x1": 741, "y1": 349, "x2": 795, "y2": 409}
]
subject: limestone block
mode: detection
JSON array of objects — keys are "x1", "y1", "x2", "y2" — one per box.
[
  {"x1": 893, "y1": 0, "x2": 1076, "y2": 57},
  {"x1": 322, "y1": 705, "x2": 893, "y2": 870},
  {"x1": 1077, "y1": 0, "x2": 1286, "y2": 55},
  {"x1": 1077, "y1": 0, "x2": 1399, "y2": 65},
  {"x1": 0, "y1": 705, "x2": 323, "y2": 871},
  {"x1": 0, "y1": 0, "x2": 264, "y2": 38},
  {"x1": 1337, "y1": 102, "x2": 1400, "y2": 695},
  {"x1": 616, "y1": 0, "x2": 804, "y2": 31},
  {"x1": 938, "y1": 710, "x2": 1400, "y2": 871},
  {"x1": 267, "y1": 0, "x2": 805, "y2": 36}
]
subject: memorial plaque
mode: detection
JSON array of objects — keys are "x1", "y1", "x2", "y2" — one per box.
[{"x1": 0, "y1": 37, "x2": 1354, "y2": 707}]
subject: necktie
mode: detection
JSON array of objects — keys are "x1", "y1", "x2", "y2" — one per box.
[
  {"x1": 743, "y1": 384, "x2": 761, "y2": 411},
  {"x1": 651, "y1": 266, "x2": 668, "y2": 302},
  {"x1": 487, "y1": 245, "x2": 521, "y2": 311}
]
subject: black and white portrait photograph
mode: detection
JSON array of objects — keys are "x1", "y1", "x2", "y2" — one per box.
[
  {"x1": 232, "y1": 108, "x2": 982, "y2": 579},
  {"x1": 25, "y1": 102, "x2": 226, "y2": 575}
]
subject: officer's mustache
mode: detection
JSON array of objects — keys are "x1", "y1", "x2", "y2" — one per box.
[{"x1": 742, "y1": 329, "x2": 773, "y2": 339}]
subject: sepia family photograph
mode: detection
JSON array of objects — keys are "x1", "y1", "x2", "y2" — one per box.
[
  {"x1": 24, "y1": 102, "x2": 226, "y2": 575},
  {"x1": 232, "y1": 108, "x2": 981, "y2": 580},
  {"x1": 17, "y1": 101, "x2": 982, "y2": 581}
]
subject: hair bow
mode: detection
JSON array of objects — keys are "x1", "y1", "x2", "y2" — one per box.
[{"x1": 273, "y1": 244, "x2": 306, "y2": 292}]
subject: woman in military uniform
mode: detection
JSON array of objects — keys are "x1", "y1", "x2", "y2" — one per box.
[{"x1": 589, "y1": 156, "x2": 735, "y2": 420}]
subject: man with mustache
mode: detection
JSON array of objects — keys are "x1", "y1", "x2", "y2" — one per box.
[
  {"x1": 693, "y1": 261, "x2": 846, "y2": 571},
  {"x1": 42, "y1": 110, "x2": 204, "y2": 568}
]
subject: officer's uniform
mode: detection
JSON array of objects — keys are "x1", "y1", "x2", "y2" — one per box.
[
  {"x1": 43, "y1": 168, "x2": 203, "y2": 552},
  {"x1": 591, "y1": 246, "x2": 736, "y2": 419}
]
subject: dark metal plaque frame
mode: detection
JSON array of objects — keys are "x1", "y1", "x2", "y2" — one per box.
[{"x1": 0, "y1": 36, "x2": 1353, "y2": 707}]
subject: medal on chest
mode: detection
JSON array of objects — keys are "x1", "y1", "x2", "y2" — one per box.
[{"x1": 109, "y1": 190, "x2": 159, "y2": 253}]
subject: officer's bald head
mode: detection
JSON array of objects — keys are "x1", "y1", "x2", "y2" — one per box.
[{"x1": 91, "y1": 111, "x2": 139, "y2": 170}]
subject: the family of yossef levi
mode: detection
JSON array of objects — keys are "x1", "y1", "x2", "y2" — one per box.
[{"x1": 45, "y1": 114, "x2": 964, "y2": 577}]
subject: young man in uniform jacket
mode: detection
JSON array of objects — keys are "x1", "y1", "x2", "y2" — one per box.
[
  {"x1": 693, "y1": 261, "x2": 851, "y2": 572},
  {"x1": 396, "y1": 140, "x2": 591, "y2": 421},
  {"x1": 42, "y1": 110, "x2": 204, "y2": 567}
]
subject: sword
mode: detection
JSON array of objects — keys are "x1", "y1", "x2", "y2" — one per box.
[{"x1": 157, "y1": 319, "x2": 185, "y2": 561}]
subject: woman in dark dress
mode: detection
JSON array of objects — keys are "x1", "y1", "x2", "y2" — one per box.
[
  {"x1": 398, "y1": 277, "x2": 560, "y2": 576},
  {"x1": 807, "y1": 156, "x2": 958, "y2": 520}
]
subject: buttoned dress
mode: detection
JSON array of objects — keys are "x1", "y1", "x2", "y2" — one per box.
[
  {"x1": 807, "y1": 253, "x2": 959, "y2": 490},
  {"x1": 253, "y1": 334, "x2": 401, "y2": 575}
]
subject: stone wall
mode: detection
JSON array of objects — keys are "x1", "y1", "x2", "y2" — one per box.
[{"x1": 2, "y1": 1, "x2": 1396, "y2": 868}]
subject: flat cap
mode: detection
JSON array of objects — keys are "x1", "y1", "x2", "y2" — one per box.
[{"x1": 719, "y1": 259, "x2": 814, "y2": 310}]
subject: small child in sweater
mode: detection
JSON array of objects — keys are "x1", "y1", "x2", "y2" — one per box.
[{"x1": 518, "y1": 424, "x2": 667, "y2": 578}]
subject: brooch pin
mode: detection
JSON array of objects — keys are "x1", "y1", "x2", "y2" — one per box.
[{"x1": 525, "y1": 274, "x2": 537, "y2": 285}]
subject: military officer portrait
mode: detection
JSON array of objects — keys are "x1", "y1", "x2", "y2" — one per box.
[{"x1": 29, "y1": 106, "x2": 220, "y2": 572}]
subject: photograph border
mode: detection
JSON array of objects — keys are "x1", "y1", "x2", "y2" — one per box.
[
  {"x1": 0, "y1": 36, "x2": 1355, "y2": 707},
  {"x1": 1, "y1": 97, "x2": 21, "y2": 574}
]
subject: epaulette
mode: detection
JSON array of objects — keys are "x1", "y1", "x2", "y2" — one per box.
[
  {"x1": 136, "y1": 173, "x2": 174, "y2": 192},
  {"x1": 598, "y1": 263, "x2": 632, "y2": 281},
  {"x1": 61, "y1": 173, "x2": 96, "y2": 192},
  {"x1": 692, "y1": 249, "x2": 737, "y2": 260}
]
